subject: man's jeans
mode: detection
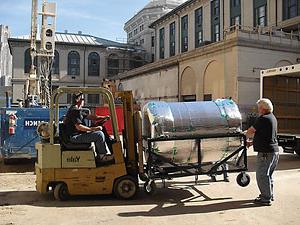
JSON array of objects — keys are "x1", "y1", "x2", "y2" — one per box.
[
  {"x1": 70, "y1": 131, "x2": 107, "y2": 156},
  {"x1": 256, "y1": 152, "x2": 280, "y2": 201}
]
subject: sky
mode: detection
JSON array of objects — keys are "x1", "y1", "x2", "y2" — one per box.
[{"x1": 0, "y1": 0, "x2": 149, "y2": 42}]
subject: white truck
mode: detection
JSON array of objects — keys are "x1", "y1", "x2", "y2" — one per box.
[{"x1": 261, "y1": 64, "x2": 300, "y2": 156}]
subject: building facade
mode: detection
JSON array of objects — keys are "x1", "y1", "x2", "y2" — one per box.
[
  {"x1": 124, "y1": 0, "x2": 187, "y2": 62},
  {"x1": 116, "y1": 0, "x2": 300, "y2": 119},
  {"x1": 0, "y1": 25, "x2": 12, "y2": 106},
  {"x1": 8, "y1": 32, "x2": 145, "y2": 105}
]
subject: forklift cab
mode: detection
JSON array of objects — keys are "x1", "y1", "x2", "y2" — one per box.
[{"x1": 35, "y1": 87, "x2": 141, "y2": 200}]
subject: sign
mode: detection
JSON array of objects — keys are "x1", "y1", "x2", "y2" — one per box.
[{"x1": 24, "y1": 119, "x2": 48, "y2": 128}]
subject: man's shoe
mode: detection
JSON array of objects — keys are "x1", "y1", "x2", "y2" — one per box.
[
  {"x1": 254, "y1": 197, "x2": 272, "y2": 206},
  {"x1": 257, "y1": 195, "x2": 274, "y2": 201}
]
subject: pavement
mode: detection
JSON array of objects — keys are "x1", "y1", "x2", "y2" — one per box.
[{"x1": 0, "y1": 149, "x2": 300, "y2": 225}]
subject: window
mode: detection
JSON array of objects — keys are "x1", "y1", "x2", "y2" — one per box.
[
  {"x1": 182, "y1": 95, "x2": 196, "y2": 102},
  {"x1": 283, "y1": 0, "x2": 299, "y2": 20},
  {"x1": 151, "y1": 36, "x2": 155, "y2": 47},
  {"x1": 130, "y1": 56, "x2": 144, "y2": 69},
  {"x1": 52, "y1": 50, "x2": 59, "y2": 75},
  {"x1": 195, "y1": 7, "x2": 203, "y2": 48},
  {"x1": 24, "y1": 48, "x2": 37, "y2": 73},
  {"x1": 140, "y1": 39, "x2": 144, "y2": 45},
  {"x1": 254, "y1": 0, "x2": 267, "y2": 27},
  {"x1": 169, "y1": 22, "x2": 176, "y2": 57},
  {"x1": 128, "y1": 32, "x2": 133, "y2": 39},
  {"x1": 159, "y1": 27, "x2": 165, "y2": 59},
  {"x1": 211, "y1": 0, "x2": 220, "y2": 42},
  {"x1": 204, "y1": 94, "x2": 212, "y2": 101},
  {"x1": 140, "y1": 24, "x2": 144, "y2": 31},
  {"x1": 107, "y1": 54, "x2": 119, "y2": 76},
  {"x1": 233, "y1": 0, "x2": 240, "y2": 7},
  {"x1": 68, "y1": 51, "x2": 80, "y2": 76},
  {"x1": 88, "y1": 94, "x2": 100, "y2": 105},
  {"x1": 230, "y1": 0, "x2": 241, "y2": 26},
  {"x1": 181, "y1": 15, "x2": 188, "y2": 53},
  {"x1": 134, "y1": 29, "x2": 138, "y2": 35},
  {"x1": 88, "y1": 52, "x2": 100, "y2": 76}
]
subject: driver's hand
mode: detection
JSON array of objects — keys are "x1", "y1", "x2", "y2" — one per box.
[
  {"x1": 92, "y1": 126, "x2": 102, "y2": 131},
  {"x1": 246, "y1": 140, "x2": 253, "y2": 148}
]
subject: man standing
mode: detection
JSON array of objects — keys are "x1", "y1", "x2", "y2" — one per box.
[
  {"x1": 246, "y1": 98, "x2": 279, "y2": 206},
  {"x1": 63, "y1": 92, "x2": 113, "y2": 162}
]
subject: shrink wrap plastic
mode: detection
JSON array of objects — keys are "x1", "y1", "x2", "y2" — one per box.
[{"x1": 142, "y1": 99, "x2": 243, "y2": 163}]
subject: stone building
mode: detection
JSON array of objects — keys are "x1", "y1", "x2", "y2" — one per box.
[
  {"x1": 116, "y1": 0, "x2": 300, "y2": 118},
  {"x1": 124, "y1": 0, "x2": 187, "y2": 62},
  {"x1": 0, "y1": 25, "x2": 12, "y2": 106},
  {"x1": 8, "y1": 32, "x2": 145, "y2": 105}
]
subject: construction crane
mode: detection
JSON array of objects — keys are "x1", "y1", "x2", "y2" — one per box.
[{"x1": 25, "y1": 0, "x2": 56, "y2": 107}]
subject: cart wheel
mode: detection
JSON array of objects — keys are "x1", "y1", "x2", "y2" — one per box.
[
  {"x1": 144, "y1": 180, "x2": 157, "y2": 195},
  {"x1": 54, "y1": 183, "x2": 70, "y2": 201},
  {"x1": 113, "y1": 176, "x2": 139, "y2": 200},
  {"x1": 139, "y1": 173, "x2": 148, "y2": 182},
  {"x1": 236, "y1": 173, "x2": 250, "y2": 187}
]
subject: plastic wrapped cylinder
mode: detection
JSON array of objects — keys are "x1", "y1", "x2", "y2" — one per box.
[{"x1": 142, "y1": 99, "x2": 242, "y2": 139}]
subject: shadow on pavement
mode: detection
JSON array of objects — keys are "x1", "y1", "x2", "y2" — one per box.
[
  {"x1": 0, "y1": 158, "x2": 35, "y2": 173},
  {"x1": 118, "y1": 199, "x2": 260, "y2": 217},
  {"x1": 0, "y1": 185, "x2": 234, "y2": 208},
  {"x1": 0, "y1": 186, "x2": 261, "y2": 217}
]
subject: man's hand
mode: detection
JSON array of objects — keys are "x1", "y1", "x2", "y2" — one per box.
[
  {"x1": 246, "y1": 139, "x2": 253, "y2": 148},
  {"x1": 91, "y1": 126, "x2": 102, "y2": 131}
]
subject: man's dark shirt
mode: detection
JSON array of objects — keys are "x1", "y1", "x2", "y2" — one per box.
[
  {"x1": 63, "y1": 106, "x2": 88, "y2": 138},
  {"x1": 253, "y1": 113, "x2": 279, "y2": 153}
]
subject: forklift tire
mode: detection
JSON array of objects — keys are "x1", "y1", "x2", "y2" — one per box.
[
  {"x1": 54, "y1": 183, "x2": 70, "y2": 201},
  {"x1": 236, "y1": 173, "x2": 250, "y2": 187},
  {"x1": 144, "y1": 180, "x2": 157, "y2": 195},
  {"x1": 295, "y1": 146, "x2": 300, "y2": 157},
  {"x1": 113, "y1": 176, "x2": 139, "y2": 200}
]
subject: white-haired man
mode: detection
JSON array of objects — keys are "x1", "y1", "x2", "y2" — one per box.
[{"x1": 245, "y1": 98, "x2": 279, "y2": 206}]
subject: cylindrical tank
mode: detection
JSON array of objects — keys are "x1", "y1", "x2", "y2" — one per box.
[
  {"x1": 142, "y1": 99, "x2": 243, "y2": 164},
  {"x1": 143, "y1": 99, "x2": 242, "y2": 139}
]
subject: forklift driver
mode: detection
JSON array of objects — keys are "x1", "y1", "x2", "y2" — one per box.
[{"x1": 63, "y1": 92, "x2": 114, "y2": 162}]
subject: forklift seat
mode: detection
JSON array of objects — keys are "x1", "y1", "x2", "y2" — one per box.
[{"x1": 59, "y1": 123, "x2": 92, "y2": 151}]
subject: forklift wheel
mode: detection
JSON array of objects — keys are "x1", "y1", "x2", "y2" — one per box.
[
  {"x1": 54, "y1": 183, "x2": 70, "y2": 201},
  {"x1": 236, "y1": 173, "x2": 250, "y2": 187},
  {"x1": 144, "y1": 180, "x2": 157, "y2": 195},
  {"x1": 113, "y1": 176, "x2": 139, "y2": 200}
]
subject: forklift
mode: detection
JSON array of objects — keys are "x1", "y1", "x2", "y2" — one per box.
[{"x1": 35, "y1": 87, "x2": 144, "y2": 200}]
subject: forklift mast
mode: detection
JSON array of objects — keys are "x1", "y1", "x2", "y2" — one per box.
[{"x1": 115, "y1": 91, "x2": 139, "y2": 177}]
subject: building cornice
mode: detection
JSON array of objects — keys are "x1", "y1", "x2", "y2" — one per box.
[{"x1": 118, "y1": 36, "x2": 300, "y2": 81}]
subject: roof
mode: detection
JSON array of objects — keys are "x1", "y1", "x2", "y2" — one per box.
[
  {"x1": 124, "y1": 0, "x2": 187, "y2": 27},
  {"x1": 149, "y1": 0, "x2": 196, "y2": 28},
  {"x1": 9, "y1": 32, "x2": 129, "y2": 48},
  {"x1": 144, "y1": 0, "x2": 186, "y2": 9}
]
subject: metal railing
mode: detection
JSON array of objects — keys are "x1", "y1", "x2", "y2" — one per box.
[{"x1": 224, "y1": 24, "x2": 300, "y2": 46}]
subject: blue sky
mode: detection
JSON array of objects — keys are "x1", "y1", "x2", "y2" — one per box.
[{"x1": 0, "y1": 0, "x2": 149, "y2": 41}]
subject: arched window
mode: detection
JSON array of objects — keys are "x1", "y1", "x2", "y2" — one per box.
[
  {"x1": 68, "y1": 51, "x2": 80, "y2": 76},
  {"x1": 88, "y1": 52, "x2": 100, "y2": 76},
  {"x1": 52, "y1": 50, "x2": 59, "y2": 75},
  {"x1": 24, "y1": 48, "x2": 37, "y2": 73},
  {"x1": 107, "y1": 54, "x2": 119, "y2": 77}
]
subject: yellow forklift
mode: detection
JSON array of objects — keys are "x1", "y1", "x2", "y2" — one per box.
[{"x1": 35, "y1": 87, "x2": 144, "y2": 200}]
